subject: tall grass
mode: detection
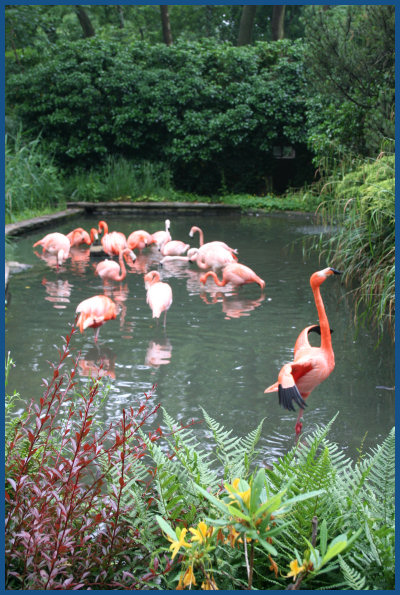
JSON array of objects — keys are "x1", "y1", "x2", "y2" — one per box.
[
  {"x1": 5, "y1": 129, "x2": 64, "y2": 222},
  {"x1": 63, "y1": 157, "x2": 178, "y2": 202},
  {"x1": 315, "y1": 153, "x2": 395, "y2": 340}
]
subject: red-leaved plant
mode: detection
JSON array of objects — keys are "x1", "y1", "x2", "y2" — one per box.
[{"x1": 5, "y1": 325, "x2": 173, "y2": 590}]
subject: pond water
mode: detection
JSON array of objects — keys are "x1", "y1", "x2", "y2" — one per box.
[{"x1": 5, "y1": 212, "x2": 395, "y2": 463}]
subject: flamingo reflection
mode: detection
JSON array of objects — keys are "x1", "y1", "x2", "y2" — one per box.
[
  {"x1": 69, "y1": 246, "x2": 91, "y2": 275},
  {"x1": 41, "y1": 277, "x2": 73, "y2": 309},
  {"x1": 200, "y1": 290, "x2": 265, "y2": 319},
  {"x1": 78, "y1": 345, "x2": 117, "y2": 379},
  {"x1": 145, "y1": 337, "x2": 172, "y2": 367}
]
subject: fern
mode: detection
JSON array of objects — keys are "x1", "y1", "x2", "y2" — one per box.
[
  {"x1": 200, "y1": 407, "x2": 264, "y2": 481},
  {"x1": 338, "y1": 555, "x2": 367, "y2": 590}
]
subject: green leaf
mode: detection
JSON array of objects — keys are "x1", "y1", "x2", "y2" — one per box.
[{"x1": 155, "y1": 515, "x2": 177, "y2": 541}]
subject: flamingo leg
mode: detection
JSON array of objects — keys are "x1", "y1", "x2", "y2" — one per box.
[
  {"x1": 93, "y1": 327, "x2": 100, "y2": 343},
  {"x1": 295, "y1": 407, "x2": 305, "y2": 436}
]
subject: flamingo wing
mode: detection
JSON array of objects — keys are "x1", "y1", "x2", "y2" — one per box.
[{"x1": 265, "y1": 360, "x2": 314, "y2": 411}]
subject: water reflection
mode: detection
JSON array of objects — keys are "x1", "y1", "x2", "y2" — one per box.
[
  {"x1": 34, "y1": 250, "x2": 69, "y2": 272},
  {"x1": 102, "y1": 281, "x2": 130, "y2": 329},
  {"x1": 200, "y1": 289, "x2": 266, "y2": 319},
  {"x1": 41, "y1": 277, "x2": 73, "y2": 309},
  {"x1": 145, "y1": 337, "x2": 172, "y2": 367},
  {"x1": 69, "y1": 246, "x2": 91, "y2": 275},
  {"x1": 78, "y1": 345, "x2": 117, "y2": 379}
]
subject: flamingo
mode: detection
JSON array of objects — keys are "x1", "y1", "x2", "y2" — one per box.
[
  {"x1": 189, "y1": 225, "x2": 238, "y2": 257},
  {"x1": 151, "y1": 219, "x2": 171, "y2": 249},
  {"x1": 160, "y1": 238, "x2": 191, "y2": 256},
  {"x1": 264, "y1": 267, "x2": 341, "y2": 436},
  {"x1": 200, "y1": 263, "x2": 265, "y2": 289},
  {"x1": 98, "y1": 220, "x2": 128, "y2": 257},
  {"x1": 144, "y1": 270, "x2": 173, "y2": 326},
  {"x1": 127, "y1": 230, "x2": 155, "y2": 252},
  {"x1": 75, "y1": 294, "x2": 119, "y2": 342},
  {"x1": 33, "y1": 232, "x2": 70, "y2": 269},
  {"x1": 67, "y1": 227, "x2": 98, "y2": 246},
  {"x1": 188, "y1": 246, "x2": 237, "y2": 271},
  {"x1": 94, "y1": 248, "x2": 136, "y2": 282}
]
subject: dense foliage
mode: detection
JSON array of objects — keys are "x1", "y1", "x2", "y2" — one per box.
[
  {"x1": 7, "y1": 38, "x2": 314, "y2": 195},
  {"x1": 5, "y1": 334, "x2": 395, "y2": 589}
]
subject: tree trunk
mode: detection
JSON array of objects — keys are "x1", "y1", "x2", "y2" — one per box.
[
  {"x1": 75, "y1": 6, "x2": 95, "y2": 38},
  {"x1": 237, "y1": 5, "x2": 257, "y2": 46},
  {"x1": 160, "y1": 6, "x2": 173, "y2": 46},
  {"x1": 271, "y1": 5, "x2": 285, "y2": 41},
  {"x1": 116, "y1": 5, "x2": 124, "y2": 29}
]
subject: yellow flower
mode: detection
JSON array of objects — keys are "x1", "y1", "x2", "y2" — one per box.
[
  {"x1": 189, "y1": 521, "x2": 213, "y2": 544},
  {"x1": 168, "y1": 527, "x2": 192, "y2": 559},
  {"x1": 287, "y1": 559, "x2": 305, "y2": 581},
  {"x1": 182, "y1": 565, "x2": 197, "y2": 588},
  {"x1": 227, "y1": 478, "x2": 251, "y2": 509},
  {"x1": 201, "y1": 572, "x2": 219, "y2": 590}
]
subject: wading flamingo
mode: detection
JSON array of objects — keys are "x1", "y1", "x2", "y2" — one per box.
[
  {"x1": 75, "y1": 294, "x2": 118, "y2": 342},
  {"x1": 151, "y1": 219, "x2": 171, "y2": 249},
  {"x1": 144, "y1": 270, "x2": 173, "y2": 326},
  {"x1": 33, "y1": 232, "x2": 70, "y2": 270},
  {"x1": 127, "y1": 230, "x2": 155, "y2": 252},
  {"x1": 67, "y1": 227, "x2": 98, "y2": 246},
  {"x1": 189, "y1": 225, "x2": 238, "y2": 257},
  {"x1": 94, "y1": 248, "x2": 136, "y2": 282},
  {"x1": 98, "y1": 221, "x2": 128, "y2": 256},
  {"x1": 200, "y1": 263, "x2": 265, "y2": 289},
  {"x1": 188, "y1": 246, "x2": 237, "y2": 271},
  {"x1": 264, "y1": 267, "x2": 341, "y2": 436},
  {"x1": 160, "y1": 238, "x2": 191, "y2": 256}
]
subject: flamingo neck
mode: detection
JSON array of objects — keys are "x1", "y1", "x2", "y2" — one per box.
[
  {"x1": 90, "y1": 228, "x2": 98, "y2": 243},
  {"x1": 193, "y1": 227, "x2": 204, "y2": 246},
  {"x1": 98, "y1": 221, "x2": 108, "y2": 235},
  {"x1": 311, "y1": 282, "x2": 332, "y2": 352},
  {"x1": 204, "y1": 271, "x2": 224, "y2": 286},
  {"x1": 116, "y1": 251, "x2": 127, "y2": 281}
]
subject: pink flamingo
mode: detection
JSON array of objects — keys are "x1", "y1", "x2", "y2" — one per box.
[
  {"x1": 264, "y1": 267, "x2": 341, "y2": 436},
  {"x1": 75, "y1": 294, "x2": 119, "y2": 342},
  {"x1": 151, "y1": 219, "x2": 171, "y2": 249},
  {"x1": 67, "y1": 227, "x2": 98, "y2": 246},
  {"x1": 144, "y1": 270, "x2": 173, "y2": 326},
  {"x1": 33, "y1": 232, "x2": 70, "y2": 270},
  {"x1": 188, "y1": 246, "x2": 237, "y2": 271},
  {"x1": 160, "y1": 238, "x2": 191, "y2": 256},
  {"x1": 127, "y1": 230, "x2": 155, "y2": 252},
  {"x1": 200, "y1": 263, "x2": 265, "y2": 289},
  {"x1": 98, "y1": 220, "x2": 128, "y2": 257},
  {"x1": 189, "y1": 225, "x2": 238, "y2": 257},
  {"x1": 94, "y1": 248, "x2": 136, "y2": 282}
]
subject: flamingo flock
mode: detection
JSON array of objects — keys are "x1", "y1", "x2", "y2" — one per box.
[{"x1": 33, "y1": 217, "x2": 341, "y2": 436}]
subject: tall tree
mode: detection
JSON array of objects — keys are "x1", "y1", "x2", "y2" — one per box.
[
  {"x1": 160, "y1": 5, "x2": 173, "y2": 46},
  {"x1": 116, "y1": 6, "x2": 124, "y2": 29},
  {"x1": 237, "y1": 5, "x2": 257, "y2": 46},
  {"x1": 75, "y1": 6, "x2": 95, "y2": 38},
  {"x1": 271, "y1": 5, "x2": 285, "y2": 40}
]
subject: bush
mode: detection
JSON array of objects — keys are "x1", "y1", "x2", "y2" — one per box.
[{"x1": 6, "y1": 38, "x2": 314, "y2": 195}]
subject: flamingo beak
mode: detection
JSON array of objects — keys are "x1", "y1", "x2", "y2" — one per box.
[{"x1": 329, "y1": 268, "x2": 342, "y2": 275}]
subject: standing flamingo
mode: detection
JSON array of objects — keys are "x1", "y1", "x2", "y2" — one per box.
[
  {"x1": 264, "y1": 267, "x2": 341, "y2": 436},
  {"x1": 188, "y1": 246, "x2": 237, "y2": 271},
  {"x1": 151, "y1": 219, "x2": 171, "y2": 249},
  {"x1": 189, "y1": 225, "x2": 238, "y2": 257},
  {"x1": 67, "y1": 227, "x2": 98, "y2": 246},
  {"x1": 200, "y1": 263, "x2": 265, "y2": 289},
  {"x1": 94, "y1": 248, "x2": 136, "y2": 282},
  {"x1": 144, "y1": 270, "x2": 173, "y2": 326},
  {"x1": 98, "y1": 220, "x2": 128, "y2": 256},
  {"x1": 127, "y1": 230, "x2": 155, "y2": 252},
  {"x1": 160, "y1": 238, "x2": 191, "y2": 256},
  {"x1": 33, "y1": 232, "x2": 70, "y2": 270},
  {"x1": 75, "y1": 294, "x2": 118, "y2": 342}
]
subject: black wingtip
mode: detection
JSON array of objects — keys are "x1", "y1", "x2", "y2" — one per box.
[
  {"x1": 278, "y1": 384, "x2": 307, "y2": 412},
  {"x1": 308, "y1": 325, "x2": 334, "y2": 336}
]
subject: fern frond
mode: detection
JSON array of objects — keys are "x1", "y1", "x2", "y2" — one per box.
[{"x1": 338, "y1": 555, "x2": 367, "y2": 590}]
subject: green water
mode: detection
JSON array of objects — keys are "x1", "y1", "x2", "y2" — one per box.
[{"x1": 5, "y1": 212, "x2": 395, "y2": 462}]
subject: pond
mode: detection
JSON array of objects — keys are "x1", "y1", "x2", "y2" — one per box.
[{"x1": 5, "y1": 211, "x2": 395, "y2": 463}]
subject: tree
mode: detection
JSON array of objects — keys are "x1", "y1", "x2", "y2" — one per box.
[
  {"x1": 160, "y1": 5, "x2": 173, "y2": 46},
  {"x1": 271, "y1": 6, "x2": 285, "y2": 40},
  {"x1": 75, "y1": 6, "x2": 95, "y2": 38},
  {"x1": 237, "y1": 5, "x2": 257, "y2": 46}
]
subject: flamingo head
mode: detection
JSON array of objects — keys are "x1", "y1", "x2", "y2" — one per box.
[
  {"x1": 187, "y1": 248, "x2": 199, "y2": 261},
  {"x1": 144, "y1": 270, "x2": 161, "y2": 287},
  {"x1": 98, "y1": 220, "x2": 108, "y2": 235},
  {"x1": 311, "y1": 267, "x2": 342, "y2": 287},
  {"x1": 165, "y1": 219, "x2": 171, "y2": 231}
]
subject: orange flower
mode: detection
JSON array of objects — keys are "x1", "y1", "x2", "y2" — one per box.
[
  {"x1": 287, "y1": 559, "x2": 305, "y2": 581},
  {"x1": 269, "y1": 554, "x2": 278, "y2": 577},
  {"x1": 201, "y1": 573, "x2": 219, "y2": 590}
]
